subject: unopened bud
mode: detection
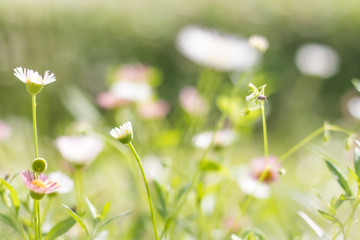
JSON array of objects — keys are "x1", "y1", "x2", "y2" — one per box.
[{"x1": 32, "y1": 158, "x2": 47, "y2": 173}]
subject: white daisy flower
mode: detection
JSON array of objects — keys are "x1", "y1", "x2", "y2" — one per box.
[
  {"x1": 55, "y1": 135, "x2": 103, "y2": 166},
  {"x1": 48, "y1": 171, "x2": 74, "y2": 194},
  {"x1": 176, "y1": 25, "x2": 260, "y2": 71},
  {"x1": 110, "y1": 121, "x2": 133, "y2": 144},
  {"x1": 14, "y1": 67, "x2": 56, "y2": 86},
  {"x1": 14, "y1": 67, "x2": 56, "y2": 95}
]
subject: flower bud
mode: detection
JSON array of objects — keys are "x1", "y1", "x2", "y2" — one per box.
[
  {"x1": 110, "y1": 121, "x2": 133, "y2": 144},
  {"x1": 32, "y1": 158, "x2": 48, "y2": 173}
]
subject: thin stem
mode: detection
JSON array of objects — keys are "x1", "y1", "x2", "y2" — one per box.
[
  {"x1": 278, "y1": 126, "x2": 324, "y2": 162},
  {"x1": 36, "y1": 200, "x2": 42, "y2": 240},
  {"x1": 127, "y1": 142, "x2": 159, "y2": 240},
  {"x1": 33, "y1": 200, "x2": 42, "y2": 240},
  {"x1": 32, "y1": 94, "x2": 39, "y2": 158},
  {"x1": 260, "y1": 100, "x2": 269, "y2": 160},
  {"x1": 74, "y1": 168, "x2": 84, "y2": 215}
]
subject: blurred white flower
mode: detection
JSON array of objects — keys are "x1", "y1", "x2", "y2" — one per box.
[
  {"x1": 55, "y1": 135, "x2": 103, "y2": 165},
  {"x1": 0, "y1": 121, "x2": 12, "y2": 142},
  {"x1": 248, "y1": 35, "x2": 269, "y2": 53},
  {"x1": 234, "y1": 166, "x2": 270, "y2": 199},
  {"x1": 346, "y1": 95, "x2": 360, "y2": 120},
  {"x1": 94, "y1": 230, "x2": 109, "y2": 240},
  {"x1": 192, "y1": 129, "x2": 235, "y2": 149},
  {"x1": 179, "y1": 86, "x2": 207, "y2": 115},
  {"x1": 110, "y1": 81, "x2": 152, "y2": 102},
  {"x1": 137, "y1": 100, "x2": 170, "y2": 120},
  {"x1": 231, "y1": 234, "x2": 242, "y2": 240},
  {"x1": 142, "y1": 155, "x2": 169, "y2": 183},
  {"x1": 201, "y1": 194, "x2": 216, "y2": 215},
  {"x1": 295, "y1": 43, "x2": 339, "y2": 78},
  {"x1": 48, "y1": 171, "x2": 74, "y2": 194},
  {"x1": 176, "y1": 25, "x2": 260, "y2": 71}
]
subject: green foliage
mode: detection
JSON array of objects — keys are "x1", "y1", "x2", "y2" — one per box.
[
  {"x1": 44, "y1": 218, "x2": 76, "y2": 240},
  {"x1": 325, "y1": 160, "x2": 352, "y2": 197}
]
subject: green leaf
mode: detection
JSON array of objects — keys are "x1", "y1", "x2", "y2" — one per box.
[
  {"x1": 98, "y1": 209, "x2": 133, "y2": 230},
  {"x1": 153, "y1": 180, "x2": 168, "y2": 220},
  {"x1": 325, "y1": 160, "x2": 352, "y2": 197},
  {"x1": 175, "y1": 182, "x2": 191, "y2": 203},
  {"x1": 62, "y1": 204, "x2": 88, "y2": 236},
  {"x1": 99, "y1": 202, "x2": 110, "y2": 220},
  {"x1": 318, "y1": 209, "x2": 339, "y2": 223},
  {"x1": 0, "y1": 178, "x2": 20, "y2": 213},
  {"x1": 0, "y1": 213, "x2": 22, "y2": 235},
  {"x1": 199, "y1": 160, "x2": 221, "y2": 172},
  {"x1": 85, "y1": 197, "x2": 98, "y2": 220},
  {"x1": 44, "y1": 217, "x2": 76, "y2": 240},
  {"x1": 354, "y1": 146, "x2": 360, "y2": 179}
]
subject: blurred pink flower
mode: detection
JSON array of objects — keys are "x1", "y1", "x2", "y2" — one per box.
[
  {"x1": 96, "y1": 91, "x2": 130, "y2": 109},
  {"x1": 179, "y1": 86, "x2": 207, "y2": 115},
  {"x1": 22, "y1": 170, "x2": 60, "y2": 194},
  {"x1": 250, "y1": 156, "x2": 281, "y2": 183},
  {"x1": 137, "y1": 100, "x2": 170, "y2": 119},
  {"x1": 115, "y1": 64, "x2": 152, "y2": 83},
  {"x1": 0, "y1": 121, "x2": 12, "y2": 142}
]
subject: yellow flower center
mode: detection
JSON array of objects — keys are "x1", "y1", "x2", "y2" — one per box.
[{"x1": 31, "y1": 179, "x2": 46, "y2": 188}]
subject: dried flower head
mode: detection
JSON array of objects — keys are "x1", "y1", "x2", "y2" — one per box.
[
  {"x1": 110, "y1": 121, "x2": 133, "y2": 144},
  {"x1": 21, "y1": 170, "x2": 60, "y2": 199},
  {"x1": 14, "y1": 67, "x2": 56, "y2": 95}
]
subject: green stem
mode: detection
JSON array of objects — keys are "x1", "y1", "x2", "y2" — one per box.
[
  {"x1": 37, "y1": 200, "x2": 42, "y2": 240},
  {"x1": 278, "y1": 126, "x2": 324, "y2": 162},
  {"x1": 127, "y1": 142, "x2": 159, "y2": 240},
  {"x1": 74, "y1": 168, "x2": 84, "y2": 215},
  {"x1": 260, "y1": 101, "x2": 269, "y2": 160},
  {"x1": 32, "y1": 94, "x2": 39, "y2": 158},
  {"x1": 33, "y1": 200, "x2": 42, "y2": 240}
]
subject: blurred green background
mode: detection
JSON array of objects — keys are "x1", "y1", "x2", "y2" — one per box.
[
  {"x1": 1, "y1": 0, "x2": 360, "y2": 239},
  {"x1": 1, "y1": 0, "x2": 360, "y2": 131}
]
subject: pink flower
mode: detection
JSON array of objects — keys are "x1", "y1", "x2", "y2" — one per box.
[
  {"x1": 96, "y1": 91, "x2": 130, "y2": 109},
  {"x1": 0, "y1": 121, "x2": 12, "y2": 142},
  {"x1": 137, "y1": 100, "x2": 170, "y2": 119},
  {"x1": 250, "y1": 156, "x2": 281, "y2": 183},
  {"x1": 179, "y1": 86, "x2": 207, "y2": 115},
  {"x1": 115, "y1": 64, "x2": 152, "y2": 83},
  {"x1": 22, "y1": 170, "x2": 60, "y2": 195}
]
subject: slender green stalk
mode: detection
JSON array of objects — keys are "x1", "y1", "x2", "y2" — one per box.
[
  {"x1": 74, "y1": 168, "x2": 84, "y2": 215},
  {"x1": 127, "y1": 142, "x2": 159, "y2": 240},
  {"x1": 278, "y1": 126, "x2": 324, "y2": 162},
  {"x1": 36, "y1": 200, "x2": 41, "y2": 240},
  {"x1": 32, "y1": 95, "x2": 39, "y2": 158},
  {"x1": 32, "y1": 94, "x2": 42, "y2": 239},
  {"x1": 260, "y1": 101, "x2": 269, "y2": 160}
]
